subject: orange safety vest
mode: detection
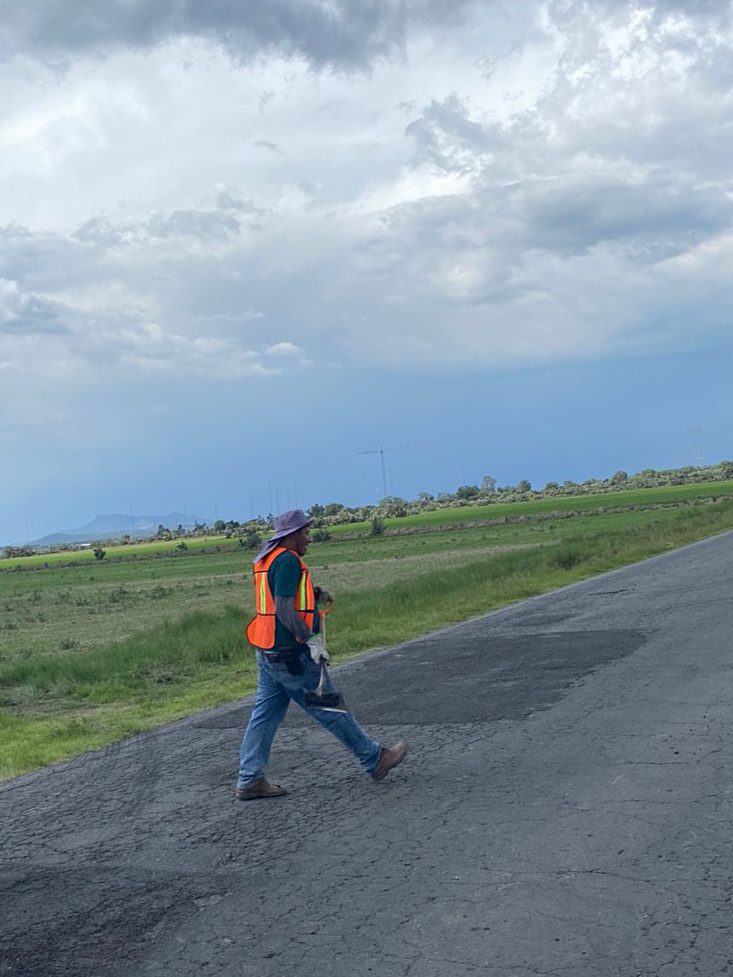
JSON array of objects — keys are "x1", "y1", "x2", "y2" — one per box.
[{"x1": 245, "y1": 546, "x2": 316, "y2": 649}]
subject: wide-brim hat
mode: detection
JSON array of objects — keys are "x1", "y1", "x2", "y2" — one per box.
[{"x1": 254, "y1": 508, "x2": 314, "y2": 563}]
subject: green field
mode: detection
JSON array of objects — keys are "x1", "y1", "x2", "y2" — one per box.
[
  {"x1": 3, "y1": 479, "x2": 732, "y2": 571},
  {"x1": 2, "y1": 482, "x2": 733, "y2": 779}
]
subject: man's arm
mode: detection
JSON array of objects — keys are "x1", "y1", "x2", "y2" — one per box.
[{"x1": 274, "y1": 595, "x2": 311, "y2": 643}]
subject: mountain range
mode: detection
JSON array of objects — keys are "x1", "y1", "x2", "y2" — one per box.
[{"x1": 28, "y1": 512, "x2": 206, "y2": 547}]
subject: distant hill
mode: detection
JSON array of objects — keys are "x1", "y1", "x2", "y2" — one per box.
[{"x1": 30, "y1": 512, "x2": 205, "y2": 547}]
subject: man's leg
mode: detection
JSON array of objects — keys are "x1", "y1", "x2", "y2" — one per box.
[
  {"x1": 236, "y1": 657, "x2": 291, "y2": 789},
  {"x1": 291, "y1": 660, "x2": 382, "y2": 775}
]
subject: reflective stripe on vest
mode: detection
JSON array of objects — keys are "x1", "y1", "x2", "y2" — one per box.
[{"x1": 245, "y1": 546, "x2": 316, "y2": 649}]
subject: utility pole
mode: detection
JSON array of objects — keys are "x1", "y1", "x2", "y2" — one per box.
[{"x1": 356, "y1": 444, "x2": 410, "y2": 499}]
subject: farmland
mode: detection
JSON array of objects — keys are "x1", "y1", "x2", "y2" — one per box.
[{"x1": 2, "y1": 482, "x2": 733, "y2": 779}]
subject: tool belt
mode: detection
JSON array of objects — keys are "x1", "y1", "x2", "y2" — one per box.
[{"x1": 259, "y1": 648, "x2": 306, "y2": 675}]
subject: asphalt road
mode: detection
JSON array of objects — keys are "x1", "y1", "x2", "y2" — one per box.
[{"x1": 2, "y1": 531, "x2": 733, "y2": 977}]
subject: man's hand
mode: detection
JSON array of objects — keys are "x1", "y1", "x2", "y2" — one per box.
[
  {"x1": 307, "y1": 635, "x2": 331, "y2": 664},
  {"x1": 314, "y1": 586, "x2": 334, "y2": 612}
]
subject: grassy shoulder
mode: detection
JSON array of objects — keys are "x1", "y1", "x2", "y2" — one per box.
[{"x1": 2, "y1": 499, "x2": 732, "y2": 780}]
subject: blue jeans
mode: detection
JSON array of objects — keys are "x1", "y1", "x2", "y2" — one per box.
[{"x1": 237, "y1": 651, "x2": 381, "y2": 787}]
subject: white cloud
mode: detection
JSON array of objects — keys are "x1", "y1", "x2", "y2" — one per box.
[
  {"x1": 0, "y1": 0, "x2": 731, "y2": 404},
  {"x1": 265, "y1": 341, "x2": 303, "y2": 356}
]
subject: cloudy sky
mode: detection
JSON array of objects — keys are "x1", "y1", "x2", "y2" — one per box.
[{"x1": 2, "y1": 0, "x2": 732, "y2": 543}]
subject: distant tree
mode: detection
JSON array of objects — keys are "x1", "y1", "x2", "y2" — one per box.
[
  {"x1": 610, "y1": 470, "x2": 628, "y2": 484},
  {"x1": 3, "y1": 545, "x2": 34, "y2": 558},
  {"x1": 93, "y1": 546, "x2": 106, "y2": 560},
  {"x1": 417, "y1": 491, "x2": 434, "y2": 503},
  {"x1": 455, "y1": 485, "x2": 480, "y2": 500},
  {"x1": 480, "y1": 475, "x2": 496, "y2": 494},
  {"x1": 517, "y1": 479, "x2": 532, "y2": 493},
  {"x1": 323, "y1": 503, "x2": 344, "y2": 517},
  {"x1": 544, "y1": 481, "x2": 559, "y2": 492},
  {"x1": 378, "y1": 496, "x2": 407, "y2": 517},
  {"x1": 213, "y1": 520, "x2": 226, "y2": 533},
  {"x1": 176, "y1": 541, "x2": 188, "y2": 551},
  {"x1": 308, "y1": 503, "x2": 325, "y2": 518}
]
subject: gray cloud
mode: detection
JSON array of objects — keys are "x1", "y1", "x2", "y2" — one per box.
[
  {"x1": 550, "y1": 0, "x2": 732, "y2": 25},
  {"x1": 505, "y1": 175, "x2": 733, "y2": 255},
  {"x1": 216, "y1": 193, "x2": 263, "y2": 214},
  {"x1": 253, "y1": 139, "x2": 285, "y2": 155},
  {"x1": 0, "y1": 0, "x2": 471, "y2": 68},
  {"x1": 403, "y1": 51, "x2": 733, "y2": 256},
  {"x1": 146, "y1": 209, "x2": 241, "y2": 241},
  {"x1": 0, "y1": 279, "x2": 70, "y2": 335},
  {"x1": 73, "y1": 218, "x2": 127, "y2": 248},
  {"x1": 3, "y1": 0, "x2": 733, "y2": 386},
  {"x1": 72, "y1": 200, "x2": 260, "y2": 251},
  {"x1": 406, "y1": 93, "x2": 497, "y2": 172},
  {"x1": 0, "y1": 225, "x2": 92, "y2": 293},
  {"x1": 632, "y1": 0, "x2": 730, "y2": 21}
]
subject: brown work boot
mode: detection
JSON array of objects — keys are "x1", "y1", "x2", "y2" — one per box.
[
  {"x1": 371, "y1": 740, "x2": 408, "y2": 781},
  {"x1": 235, "y1": 778, "x2": 288, "y2": 801}
]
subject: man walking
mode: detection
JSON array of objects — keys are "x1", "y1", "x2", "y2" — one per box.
[{"x1": 236, "y1": 509, "x2": 407, "y2": 800}]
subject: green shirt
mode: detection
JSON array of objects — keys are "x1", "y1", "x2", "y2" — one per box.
[{"x1": 268, "y1": 550, "x2": 319, "y2": 650}]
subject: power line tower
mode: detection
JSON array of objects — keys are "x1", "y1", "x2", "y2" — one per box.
[{"x1": 356, "y1": 444, "x2": 410, "y2": 498}]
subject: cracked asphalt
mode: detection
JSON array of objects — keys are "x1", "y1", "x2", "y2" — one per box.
[{"x1": 3, "y1": 531, "x2": 733, "y2": 977}]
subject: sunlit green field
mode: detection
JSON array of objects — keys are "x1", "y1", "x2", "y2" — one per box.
[
  {"x1": 0, "y1": 534, "x2": 240, "y2": 569},
  {"x1": 328, "y1": 479, "x2": 733, "y2": 532},
  {"x1": 2, "y1": 485, "x2": 733, "y2": 779}
]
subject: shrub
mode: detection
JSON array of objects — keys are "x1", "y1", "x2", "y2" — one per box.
[
  {"x1": 237, "y1": 528, "x2": 261, "y2": 549},
  {"x1": 311, "y1": 528, "x2": 332, "y2": 542},
  {"x1": 371, "y1": 516, "x2": 386, "y2": 536},
  {"x1": 550, "y1": 545, "x2": 583, "y2": 570}
]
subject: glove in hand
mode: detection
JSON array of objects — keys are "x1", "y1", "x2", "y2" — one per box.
[{"x1": 307, "y1": 635, "x2": 331, "y2": 664}]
